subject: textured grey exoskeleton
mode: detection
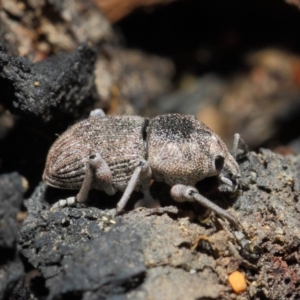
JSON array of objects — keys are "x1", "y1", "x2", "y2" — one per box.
[{"x1": 43, "y1": 110, "x2": 246, "y2": 229}]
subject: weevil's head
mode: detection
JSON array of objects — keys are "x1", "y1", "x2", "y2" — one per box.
[
  {"x1": 219, "y1": 152, "x2": 241, "y2": 193},
  {"x1": 209, "y1": 133, "x2": 241, "y2": 193}
]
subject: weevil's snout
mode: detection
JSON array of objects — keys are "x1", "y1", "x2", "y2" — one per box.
[
  {"x1": 230, "y1": 173, "x2": 241, "y2": 192},
  {"x1": 219, "y1": 154, "x2": 241, "y2": 192}
]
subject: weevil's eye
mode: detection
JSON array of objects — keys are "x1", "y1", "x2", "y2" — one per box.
[
  {"x1": 214, "y1": 155, "x2": 224, "y2": 172},
  {"x1": 89, "y1": 154, "x2": 97, "y2": 160}
]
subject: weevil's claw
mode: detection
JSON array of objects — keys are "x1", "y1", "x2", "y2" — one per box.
[{"x1": 50, "y1": 197, "x2": 77, "y2": 211}]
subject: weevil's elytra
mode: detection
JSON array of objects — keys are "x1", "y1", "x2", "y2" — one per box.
[
  {"x1": 43, "y1": 110, "x2": 245, "y2": 230},
  {"x1": 44, "y1": 115, "x2": 148, "y2": 192}
]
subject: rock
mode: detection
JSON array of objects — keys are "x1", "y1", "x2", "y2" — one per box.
[
  {"x1": 18, "y1": 150, "x2": 300, "y2": 299},
  {"x1": 0, "y1": 43, "x2": 98, "y2": 123},
  {"x1": 0, "y1": 172, "x2": 25, "y2": 299}
]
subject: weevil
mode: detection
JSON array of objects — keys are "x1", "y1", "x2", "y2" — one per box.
[{"x1": 43, "y1": 110, "x2": 247, "y2": 230}]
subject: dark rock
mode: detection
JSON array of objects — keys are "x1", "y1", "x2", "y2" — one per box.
[
  {"x1": 0, "y1": 172, "x2": 24, "y2": 249},
  {"x1": 20, "y1": 184, "x2": 147, "y2": 299},
  {"x1": 46, "y1": 224, "x2": 146, "y2": 299},
  {"x1": 7, "y1": 287, "x2": 32, "y2": 300},
  {"x1": 0, "y1": 43, "x2": 98, "y2": 123},
  {"x1": 0, "y1": 172, "x2": 25, "y2": 299}
]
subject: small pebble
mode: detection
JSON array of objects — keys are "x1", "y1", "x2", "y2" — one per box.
[{"x1": 228, "y1": 271, "x2": 247, "y2": 294}]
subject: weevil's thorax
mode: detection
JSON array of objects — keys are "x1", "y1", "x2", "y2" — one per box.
[
  {"x1": 43, "y1": 116, "x2": 148, "y2": 191},
  {"x1": 147, "y1": 114, "x2": 231, "y2": 186}
]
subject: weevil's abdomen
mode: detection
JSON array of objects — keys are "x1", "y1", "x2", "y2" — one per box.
[
  {"x1": 43, "y1": 115, "x2": 148, "y2": 191},
  {"x1": 147, "y1": 114, "x2": 218, "y2": 186},
  {"x1": 43, "y1": 130, "x2": 88, "y2": 189}
]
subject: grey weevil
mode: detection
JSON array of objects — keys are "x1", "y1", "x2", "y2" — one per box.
[{"x1": 43, "y1": 110, "x2": 247, "y2": 230}]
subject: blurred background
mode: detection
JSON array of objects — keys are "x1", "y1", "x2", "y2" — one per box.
[{"x1": 1, "y1": 0, "x2": 300, "y2": 191}]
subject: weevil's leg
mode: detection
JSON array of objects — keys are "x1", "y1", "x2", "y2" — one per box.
[
  {"x1": 231, "y1": 133, "x2": 240, "y2": 159},
  {"x1": 91, "y1": 152, "x2": 115, "y2": 196},
  {"x1": 116, "y1": 159, "x2": 152, "y2": 214},
  {"x1": 232, "y1": 133, "x2": 249, "y2": 160},
  {"x1": 50, "y1": 152, "x2": 115, "y2": 211},
  {"x1": 170, "y1": 184, "x2": 242, "y2": 230},
  {"x1": 75, "y1": 154, "x2": 95, "y2": 203},
  {"x1": 89, "y1": 108, "x2": 106, "y2": 118}
]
